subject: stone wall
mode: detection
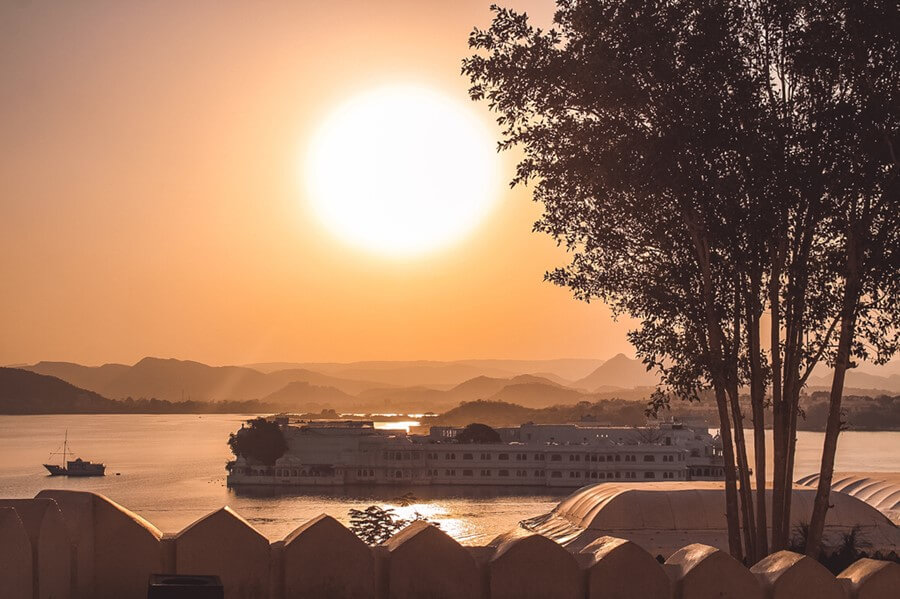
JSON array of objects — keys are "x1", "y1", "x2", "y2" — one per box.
[{"x1": 0, "y1": 491, "x2": 897, "y2": 599}]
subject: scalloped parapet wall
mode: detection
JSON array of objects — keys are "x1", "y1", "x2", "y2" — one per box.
[{"x1": 0, "y1": 491, "x2": 895, "y2": 599}]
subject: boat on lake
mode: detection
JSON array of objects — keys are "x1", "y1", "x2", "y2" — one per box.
[{"x1": 43, "y1": 430, "x2": 105, "y2": 477}]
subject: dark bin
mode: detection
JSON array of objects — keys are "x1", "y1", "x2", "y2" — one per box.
[{"x1": 148, "y1": 574, "x2": 224, "y2": 599}]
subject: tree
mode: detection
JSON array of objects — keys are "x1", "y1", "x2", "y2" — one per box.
[
  {"x1": 787, "y1": 0, "x2": 900, "y2": 556},
  {"x1": 455, "y1": 422, "x2": 502, "y2": 443},
  {"x1": 464, "y1": 0, "x2": 765, "y2": 561},
  {"x1": 348, "y1": 506, "x2": 409, "y2": 545},
  {"x1": 227, "y1": 417, "x2": 288, "y2": 466},
  {"x1": 463, "y1": 0, "x2": 899, "y2": 562},
  {"x1": 348, "y1": 496, "x2": 439, "y2": 545}
]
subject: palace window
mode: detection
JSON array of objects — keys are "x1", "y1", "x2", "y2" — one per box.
[
  {"x1": 644, "y1": 455, "x2": 656, "y2": 462},
  {"x1": 463, "y1": 469, "x2": 473, "y2": 476},
  {"x1": 499, "y1": 469, "x2": 509, "y2": 476},
  {"x1": 551, "y1": 471, "x2": 562, "y2": 478},
  {"x1": 480, "y1": 469, "x2": 491, "y2": 476},
  {"x1": 551, "y1": 454, "x2": 562, "y2": 462},
  {"x1": 644, "y1": 472, "x2": 656, "y2": 479},
  {"x1": 498, "y1": 453, "x2": 509, "y2": 460},
  {"x1": 463, "y1": 453, "x2": 473, "y2": 460}
]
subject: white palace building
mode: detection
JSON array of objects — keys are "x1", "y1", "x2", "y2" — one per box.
[{"x1": 226, "y1": 419, "x2": 726, "y2": 488}]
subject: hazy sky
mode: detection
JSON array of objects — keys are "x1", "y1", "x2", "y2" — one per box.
[{"x1": 0, "y1": 0, "x2": 636, "y2": 366}]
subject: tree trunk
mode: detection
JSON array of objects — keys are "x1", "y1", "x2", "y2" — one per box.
[
  {"x1": 769, "y1": 243, "x2": 786, "y2": 550},
  {"x1": 715, "y1": 385, "x2": 744, "y2": 561},
  {"x1": 728, "y1": 383, "x2": 757, "y2": 562},
  {"x1": 730, "y1": 280, "x2": 757, "y2": 561},
  {"x1": 806, "y1": 243, "x2": 861, "y2": 557},
  {"x1": 746, "y1": 278, "x2": 769, "y2": 556},
  {"x1": 686, "y1": 216, "x2": 744, "y2": 561}
]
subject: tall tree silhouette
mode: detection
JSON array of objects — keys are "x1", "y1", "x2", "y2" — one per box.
[{"x1": 464, "y1": 0, "x2": 898, "y2": 561}]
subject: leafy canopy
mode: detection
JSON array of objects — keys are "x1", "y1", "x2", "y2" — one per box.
[{"x1": 227, "y1": 417, "x2": 288, "y2": 466}]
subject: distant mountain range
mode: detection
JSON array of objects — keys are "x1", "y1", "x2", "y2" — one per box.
[
  {"x1": 243, "y1": 358, "x2": 604, "y2": 386},
  {"x1": 806, "y1": 371, "x2": 900, "y2": 394},
  {"x1": 20, "y1": 357, "x2": 611, "y2": 404},
  {"x1": 6, "y1": 356, "x2": 643, "y2": 413},
  {"x1": 8, "y1": 355, "x2": 896, "y2": 415},
  {"x1": 24, "y1": 357, "x2": 391, "y2": 402}
]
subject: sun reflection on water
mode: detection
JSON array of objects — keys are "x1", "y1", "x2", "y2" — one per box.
[{"x1": 382, "y1": 501, "x2": 473, "y2": 543}]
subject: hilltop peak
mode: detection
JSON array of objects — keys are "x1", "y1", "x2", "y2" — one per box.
[{"x1": 575, "y1": 354, "x2": 658, "y2": 391}]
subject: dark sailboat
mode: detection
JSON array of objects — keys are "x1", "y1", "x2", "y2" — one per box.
[{"x1": 43, "y1": 430, "x2": 105, "y2": 477}]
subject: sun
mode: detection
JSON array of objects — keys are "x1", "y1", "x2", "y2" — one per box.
[{"x1": 304, "y1": 84, "x2": 499, "y2": 257}]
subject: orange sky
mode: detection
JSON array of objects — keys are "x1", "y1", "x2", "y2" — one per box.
[{"x1": 0, "y1": 0, "x2": 636, "y2": 366}]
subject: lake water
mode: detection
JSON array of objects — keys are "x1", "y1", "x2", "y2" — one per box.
[{"x1": 0, "y1": 414, "x2": 896, "y2": 544}]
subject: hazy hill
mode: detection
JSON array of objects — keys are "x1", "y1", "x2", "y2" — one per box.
[
  {"x1": 321, "y1": 362, "x2": 517, "y2": 387},
  {"x1": 573, "y1": 353, "x2": 660, "y2": 390},
  {"x1": 260, "y1": 381, "x2": 358, "y2": 412},
  {"x1": 24, "y1": 357, "x2": 390, "y2": 402},
  {"x1": 27, "y1": 361, "x2": 130, "y2": 394},
  {"x1": 244, "y1": 358, "x2": 603, "y2": 386},
  {"x1": 352, "y1": 374, "x2": 572, "y2": 412},
  {"x1": 0, "y1": 368, "x2": 119, "y2": 413},
  {"x1": 355, "y1": 385, "x2": 447, "y2": 411},
  {"x1": 446, "y1": 374, "x2": 563, "y2": 401},
  {"x1": 258, "y1": 368, "x2": 392, "y2": 396},
  {"x1": 484, "y1": 381, "x2": 589, "y2": 408},
  {"x1": 428, "y1": 399, "x2": 648, "y2": 428},
  {"x1": 453, "y1": 359, "x2": 603, "y2": 381},
  {"x1": 806, "y1": 371, "x2": 900, "y2": 394},
  {"x1": 21, "y1": 355, "x2": 650, "y2": 411}
]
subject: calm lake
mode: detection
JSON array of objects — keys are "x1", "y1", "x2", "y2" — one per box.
[{"x1": 0, "y1": 414, "x2": 896, "y2": 544}]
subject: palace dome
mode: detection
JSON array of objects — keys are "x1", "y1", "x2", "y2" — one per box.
[
  {"x1": 796, "y1": 472, "x2": 900, "y2": 524},
  {"x1": 519, "y1": 482, "x2": 900, "y2": 557}
]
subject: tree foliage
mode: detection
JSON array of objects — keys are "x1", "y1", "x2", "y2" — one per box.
[
  {"x1": 227, "y1": 417, "x2": 288, "y2": 466},
  {"x1": 348, "y1": 506, "x2": 408, "y2": 545},
  {"x1": 348, "y1": 495, "x2": 439, "y2": 545},
  {"x1": 464, "y1": 0, "x2": 898, "y2": 562},
  {"x1": 455, "y1": 422, "x2": 502, "y2": 443}
]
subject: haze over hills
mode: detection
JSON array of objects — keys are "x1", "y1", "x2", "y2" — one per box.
[
  {"x1": 574, "y1": 353, "x2": 661, "y2": 390},
  {"x1": 806, "y1": 371, "x2": 900, "y2": 394},
  {"x1": 10, "y1": 355, "x2": 900, "y2": 415},
  {"x1": 20, "y1": 357, "x2": 607, "y2": 404},
  {"x1": 243, "y1": 358, "x2": 603, "y2": 386},
  {"x1": 9, "y1": 356, "x2": 627, "y2": 413},
  {"x1": 259, "y1": 381, "x2": 358, "y2": 412},
  {"x1": 24, "y1": 357, "x2": 392, "y2": 402}
]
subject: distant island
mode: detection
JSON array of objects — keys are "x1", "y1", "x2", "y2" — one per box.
[{"x1": 2, "y1": 363, "x2": 898, "y2": 431}]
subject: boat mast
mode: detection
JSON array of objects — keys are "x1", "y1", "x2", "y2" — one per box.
[{"x1": 62, "y1": 429, "x2": 68, "y2": 467}]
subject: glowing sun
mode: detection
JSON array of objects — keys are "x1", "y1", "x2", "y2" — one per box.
[{"x1": 304, "y1": 85, "x2": 499, "y2": 257}]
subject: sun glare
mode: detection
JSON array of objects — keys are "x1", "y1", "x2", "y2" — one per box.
[{"x1": 304, "y1": 85, "x2": 499, "y2": 257}]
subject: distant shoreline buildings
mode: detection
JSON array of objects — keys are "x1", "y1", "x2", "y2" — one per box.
[{"x1": 226, "y1": 419, "x2": 725, "y2": 487}]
